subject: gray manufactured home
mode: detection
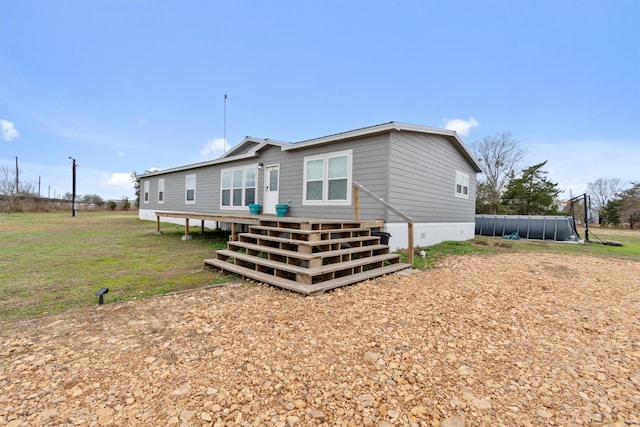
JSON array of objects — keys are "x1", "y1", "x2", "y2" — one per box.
[{"x1": 138, "y1": 122, "x2": 482, "y2": 251}]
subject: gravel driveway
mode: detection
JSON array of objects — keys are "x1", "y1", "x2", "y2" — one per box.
[{"x1": 1, "y1": 253, "x2": 639, "y2": 426}]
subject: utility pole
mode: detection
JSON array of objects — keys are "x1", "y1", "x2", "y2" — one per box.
[
  {"x1": 583, "y1": 193, "x2": 590, "y2": 242},
  {"x1": 69, "y1": 156, "x2": 77, "y2": 217},
  {"x1": 15, "y1": 156, "x2": 18, "y2": 195}
]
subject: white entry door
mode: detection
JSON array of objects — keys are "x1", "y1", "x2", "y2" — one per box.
[{"x1": 263, "y1": 165, "x2": 280, "y2": 214}]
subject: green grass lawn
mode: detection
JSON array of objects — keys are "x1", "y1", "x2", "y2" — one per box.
[
  {"x1": 482, "y1": 226, "x2": 640, "y2": 259},
  {"x1": 1, "y1": 212, "x2": 638, "y2": 319},
  {"x1": 0, "y1": 211, "x2": 234, "y2": 319},
  {"x1": 402, "y1": 226, "x2": 640, "y2": 269}
]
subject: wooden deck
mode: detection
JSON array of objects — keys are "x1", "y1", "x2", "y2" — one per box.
[
  {"x1": 154, "y1": 211, "x2": 384, "y2": 240},
  {"x1": 154, "y1": 211, "x2": 409, "y2": 294}
]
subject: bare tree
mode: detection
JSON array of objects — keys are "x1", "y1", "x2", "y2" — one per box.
[
  {"x1": 471, "y1": 132, "x2": 526, "y2": 214},
  {"x1": 587, "y1": 178, "x2": 622, "y2": 209},
  {"x1": 0, "y1": 165, "x2": 37, "y2": 196},
  {"x1": 0, "y1": 166, "x2": 14, "y2": 195}
]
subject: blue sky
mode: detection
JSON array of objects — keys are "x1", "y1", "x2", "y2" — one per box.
[{"x1": 1, "y1": 0, "x2": 638, "y2": 201}]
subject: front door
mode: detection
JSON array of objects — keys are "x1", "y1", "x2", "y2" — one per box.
[{"x1": 263, "y1": 165, "x2": 280, "y2": 214}]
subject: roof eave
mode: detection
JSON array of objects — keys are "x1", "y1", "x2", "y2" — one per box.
[
  {"x1": 281, "y1": 121, "x2": 482, "y2": 173},
  {"x1": 137, "y1": 152, "x2": 259, "y2": 179}
]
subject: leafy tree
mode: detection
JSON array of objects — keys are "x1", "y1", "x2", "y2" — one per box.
[
  {"x1": 600, "y1": 198, "x2": 622, "y2": 226},
  {"x1": 501, "y1": 161, "x2": 560, "y2": 215},
  {"x1": 620, "y1": 182, "x2": 640, "y2": 229},
  {"x1": 471, "y1": 132, "x2": 526, "y2": 214},
  {"x1": 475, "y1": 181, "x2": 493, "y2": 214}
]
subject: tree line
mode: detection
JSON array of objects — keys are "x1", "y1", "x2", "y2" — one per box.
[
  {"x1": 472, "y1": 133, "x2": 639, "y2": 228},
  {"x1": 0, "y1": 165, "x2": 132, "y2": 211}
]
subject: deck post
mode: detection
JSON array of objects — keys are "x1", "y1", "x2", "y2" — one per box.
[
  {"x1": 231, "y1": 223, "x2": 237, "y2": 241},
  {"x1": 201, "y1": 220, "x2": 205, "y2": 234},
  {"x1": 182, "y1": 218, "x2": 192, "y2": 240},
  {"x1": 154, "y1": 215, "x2": 162, "y2": 235},
  {"x1": 353, "y1": 184, "x2": 360, "y2": 221},
  {"x1": 407, "y1": 222, "x2": 414, "y2": 266}
]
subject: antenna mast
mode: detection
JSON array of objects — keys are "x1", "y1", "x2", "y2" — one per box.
[{"x1": 223, "y1": 94, "x2": 228, "y2": 153}]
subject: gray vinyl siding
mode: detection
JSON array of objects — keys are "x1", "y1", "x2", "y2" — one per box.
[
  {"x1": 141, "y1": 160, "x2": 261, "y2": 214},
  {"x1": 388, "y1": 131, "x2": 476, "y2": 223},
  {"x1": 139, "y1": 129, "x2": 476, "y2": 223},
  {"x1": 140, "y1": 136, "x2": 390, "y2": 220},
  {"x1": 279, "y1": 134, "x2": 390, "y2": 220}
]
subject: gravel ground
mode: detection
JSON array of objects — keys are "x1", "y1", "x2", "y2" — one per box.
[{"x1": 1, "y1": 253, "x2": 639, "y2": 427}]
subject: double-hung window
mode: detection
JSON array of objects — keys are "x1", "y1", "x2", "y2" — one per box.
[
  {"x1": 143, "y1": 181, "x2": 150, "y2": 203},
  {"x1": 303, "y1": 150, "x2": 352, "y2": 205},
  {"x1": 185, "y1": 174, "x2": 196, "y2": 203},
  {"x1": 221, "y1": 165, "x2": 257, "y2": 208},
  {"x1": 158, "y1": 179, "x2": 165, "y2": 203},
  {"x1": 455, "y1": 171, "x2": 469, "y2": 199}
]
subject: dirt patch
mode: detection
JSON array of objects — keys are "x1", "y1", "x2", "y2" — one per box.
[{"x1": 1, "y1": 253, "x2": 639, "y2": 426}]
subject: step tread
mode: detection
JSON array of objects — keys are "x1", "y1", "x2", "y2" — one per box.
[
  {"x1": 228, "y1": 240, "x2": 390, "y2": 260},
  {"x1": 204, "y1": 259, "x2": 315, "y2": 294},
  {"x1": 214, "y1": 250, "x2": 401, "y2": 276},
  {"x1": 238, "y1": 232, "x2": 380, "y2": 246},
  {"x1": 250, "y1": 225, "x2": 372, "y2": 234},
  {"x1": 309, "y1": 263, "x2": 412, "y2": 293},
  {"x1": 227, "y1": 241, "x2": 318, "y2": 260},
  {"x1": 204, "y1": 259, "x2": 412, "y2": 295}
]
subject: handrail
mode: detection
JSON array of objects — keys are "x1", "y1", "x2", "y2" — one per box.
[{"x1": 352, "y1": 181, "x2": 414, "y2": 265}]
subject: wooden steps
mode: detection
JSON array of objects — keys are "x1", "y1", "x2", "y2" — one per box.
[{"x1": 205, "y1": 218, "x2": 411, "y2": 294}]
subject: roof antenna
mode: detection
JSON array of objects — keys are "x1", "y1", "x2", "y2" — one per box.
[{"x1": 224, "y1": 94, "x2": 228, "y2": 153}]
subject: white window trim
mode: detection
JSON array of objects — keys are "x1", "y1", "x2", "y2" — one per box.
[
  {"x1": 303, "y1": 149, "x2": 352, "y2": 206},
  {"x1": 220, "y1": 164, "x2": 258, "y2": 210},
  {"x1": 143, "y1": 180, "x2": 150, "y2": 204},
  {"x1": 185, "y1": 174, "x2": 196, "y2": 204},
  {"x1": 157, "y1": 178, "x2": 165, "y2": 204},
  {"x1": 455, "y1": 171, "x2": 470, "y2": 199}
]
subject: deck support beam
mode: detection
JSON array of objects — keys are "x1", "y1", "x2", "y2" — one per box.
[
  {"x1": 154, "y1": 215, "x2": 162, "y2": 235},
  {"x1": 181, "y1": 218, "x2": 192, "y2": 240}
]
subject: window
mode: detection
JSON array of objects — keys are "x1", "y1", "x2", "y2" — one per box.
[
  {"x1": 185, "y1": 174, "x2": 196, "y2": 203},
  {"x1": 221, "y1": 165, "x2": 257, "y2": 208},
  {"x1": 303, "y1": 150, "x2": 352, "y2": 205},
  {"x1": 455, "y1": 171, "x2": 469, "y2": 199},
  {"x1": 268, "y1": 168, "x2": 278, "y2": 191},
  {"x1": 158, "y1": 179, "x2": 165, "y2": 203},
  {"x1": 244, "y1": 167, "x2": 256, "y2": 205},
  {"x1": 143, "y1": 181, "x2": 149, "y2": 203}
]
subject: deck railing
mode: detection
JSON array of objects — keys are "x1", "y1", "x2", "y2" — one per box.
[{"x1": 352, "y1": 181, "x2": 414, "y2": 265}]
